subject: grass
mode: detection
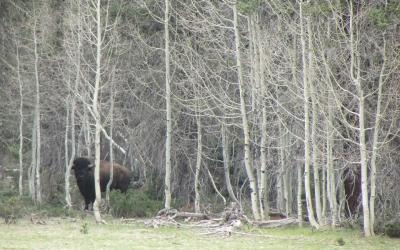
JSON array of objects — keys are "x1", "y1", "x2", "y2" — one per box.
[{"x1": 0, "y1": 217, "x2": 399, "y2": 250}]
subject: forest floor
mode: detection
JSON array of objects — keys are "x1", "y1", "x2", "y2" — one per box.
[{"x1": 0, "y1": 216, "x2": 399, "y2": 250}]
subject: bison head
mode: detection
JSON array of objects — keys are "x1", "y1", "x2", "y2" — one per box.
[{"x1": 72, "y1": 157, "x2": 94, "y2": 180}]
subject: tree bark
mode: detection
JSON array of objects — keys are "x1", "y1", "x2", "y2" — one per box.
[
  {"x1": 33, "y1": 16, "x2": 42, "y2": 204},
  {"x1": 326, "y1": 101, "x2": 337, "y2": 228},
  {"x1": 64, "y1": 98, "x2": 71, "y2": 206},
  {"x1": 368, "y1": 39, "x2": 386, "y2": 235},
  {"x1": 348, "y1": 1, "x2": 371, "y2": 236},
  {"x1": 65, "y1": 2, "x2": 81, "y2": 208},
  {"x1": 92, "y1": 0, "x2": 103, "y2": 223},
  {"x1": 106, "y1": 80, "x2": 115, "y2": 207},
  {"x1": 299, "y1": 1, "x2": 319, "y2": 229},
  {"x1": 307, "y1": 18, "x2": 322, "y2": 224},
  {"x1": 29, "y1": 119, "x2": 36, "y2": 201},
  {"x1": 297, "y1": 163, "x2": 303, "y2": 227},
  {"x1": 221, "y1": 124, "x2": 238, "y2": 203},
  {"x1": 16, "y1": 40, "x2": 24, "y2": 197},
  {"x1": 164, "y1": 0, "x2": 172, "y2": 210},
  {"x1": 233, "y1": 2, "x2": 260, "y2": 220},
  {"x1": 194, "y1": 114, "x2": 202, "y2": 213}
]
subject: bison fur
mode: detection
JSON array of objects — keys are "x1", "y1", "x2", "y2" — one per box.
[{"x1": 72, "y1": 157, "x2": 131, "y2": 210}]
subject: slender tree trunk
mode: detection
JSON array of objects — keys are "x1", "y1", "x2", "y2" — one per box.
[
  {"x1": 233, "y1": 2, "x2": 260, "y2": 220},
  {"x1": 348, "y1": 1, "x2": 371, "y2": 236},
  {"x1": 65, "y1": 81, "x2": 78, "y2": 208},
  {"x1": 322, "y1": 35, "x2": 337, "y2": 227},
  {"x1": 326, "y1": 102, "x2": 337, "y2": 227},
  {"x1": 16, "y1": 42, "x2": 24, "y2": 197},
  {"x1": 283, "y1": 163, "x2": 290, "y2": 216},
  {"x1": 259, "y1": 99, "x2": 269, "y2": 220},
  {"x1": 277, "y1": 127, "x2": 285, "y2": 213},
  {"x1": 194, "y1": 114, "x2": 202, "y2": 213},
  {"x1": 92, "y1": 0, "x2": 103, "y2": 223},
  {"x1": 322, "y1": 161, "x2": 327, "y2": 219},
  {"x1": 358, "y1": 86, "x2": 371, "y2": 236},
  {"x1": 33, "y1": 17, "x2": 41, "y2": 204},
  {"x1": 253, "y1": 13, "x2": 269, "y2": 220},
  {"x1": 84, "y1": 103, "x2": 91, "y2": 157},
  {"x1": 106, "y1": 73, "x2": 116, "y2": 207},
  {"x1": 164, "y1": 0, "x2": 172, "y2": 210},
  {"x1": 278, "y1": 132, "x2": 290, "y2": 216},
  {"x1": 29, "y1": 120, "x2": 36, "y2": 201},
  {"x1": 297, "y1": 163, "x2": 303, "y2": 226},
  {"x1": 307, "y1": 19, "x2": 322, "y2": 224},
  {"x1": 221, "y1": 124, "x2": 238, "y2": 203},
  {"x1": 291, "y1": 33, "x2": 302, "y2": 225},
  {"x1": 369, "y1": 44, "x2": 386, "y2": 236},
  {"x1": 64, "y1": 98, "x2": 71, "y2": 206},
  {"x1": 299, "y1": 1, "x2": 319, "y2": 229},
  {"x1": 65, "y1": 3, "x2": 81, "y2": 208}
]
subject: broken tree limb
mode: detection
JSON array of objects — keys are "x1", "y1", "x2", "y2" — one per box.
[
  {"x1": 252, "y1": 218, "x2": 298, "y2": 228},
  {"x1": 172, "y1": 212, "x2": 210, "y2": 220},
  {"x1": 205, "y1": 166, "x2": 226, "y2": 206}
]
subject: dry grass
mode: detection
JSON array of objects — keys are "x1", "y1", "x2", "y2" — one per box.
[{"x1": 0, "y1": 217, "x2": 399, "y2": 249}]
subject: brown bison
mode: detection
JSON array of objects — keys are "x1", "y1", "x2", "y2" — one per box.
[{"x1": 72, "y1": 157, "x2": 131, "y2": 210}]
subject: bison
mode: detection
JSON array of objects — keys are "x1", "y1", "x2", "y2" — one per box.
[{"x1": 72, "y1": 157, "x2": 131, "y2": 210}]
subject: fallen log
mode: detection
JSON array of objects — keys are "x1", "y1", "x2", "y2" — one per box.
[
  {"x1": 252, "y1": 218, "x2": 298, "y2": 228},
  {"x1": 172, "y1": 212, "x2": 210, "y2": 220}
]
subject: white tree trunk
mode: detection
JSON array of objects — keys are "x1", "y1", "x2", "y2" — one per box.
[
  {"x1": 92, "y1": 0, "x2": 103, "y2": 223},
  {"x1": 322, "y1": 161, "x2": 327, "y2": 219},
  {"x1": 299, "y1": 1, "x2": 319, "y2": 229},
  {"x1": 194, "y1": 115, "x2": 202, "y2": 213},
  {"x1": 260, "y1": 104, "x2": 269, "y2": 219},
  {"x1": 277, "y1": 127, "x2": 284, "y2": 213},
  {"x1": 106, "y1": 76, "x2": 115, "y2": 207},
  {"x1": 358, "y1": 87, "x2": 371, "y2": 236},
  {"x1": 326, "y1": 104, "x2": 337, "y2": 228},
  {"x1": 348, "y1": 1, "x2": 371, "y2": 236},
  {"x1": 29, "y1": 120, "x2": 36, "y2": 201},
  {"x1": 83, "y1": 102, "x2": 91, "y2": 157},
  {"x1": 253, "y1": 13, "x2": 269, "y2": 220},
  {"x1": 283, "y1": 165, "x2": 290, "y2": 216},
  {"x1": 233, "y1": 3, "x2": 260, "y2": 220},
  {"x1": 64, "y1": 99, "x2": 71, "y2": 206},
  {"x1": 65, "y1": 2, "x2": 81, "y2": 208},
  {"x1": 307, "y1": 19, "x2": 322, "y2": 224},
  {"x1": 221, "y1": 124, "x2": 238, "y2": 203},
  {"x1": 33, "y1": 17, "x2": 42, "y2": 204},
  {"x1": 164, "y1": 0, "x2": 172, "y2": 210},
  {"x1": 297, "y1": 163, "x2": 303, "y2": 226},
  {"x1": 16, "y1": 41, "x2": 24, "y2": 197},
  {"x1": 369, "y1": 45, "x2": 386, "y2": 236}
]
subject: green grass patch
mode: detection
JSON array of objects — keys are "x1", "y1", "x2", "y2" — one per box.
[{"x1": 0, "y1": 218, "x2": 399, "y2": 249}]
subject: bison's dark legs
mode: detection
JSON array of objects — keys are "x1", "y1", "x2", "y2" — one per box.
[
  {"x1": 84, "y1": 200, "x2": 90, "y2": 211},
  {"x1": 84, "y1": 199, "x2": 94, "y2": 211}
]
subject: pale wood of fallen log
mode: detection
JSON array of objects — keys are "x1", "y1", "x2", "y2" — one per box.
[{"x1": 252, "y1": 218, "x2": 298, "y2": 228}]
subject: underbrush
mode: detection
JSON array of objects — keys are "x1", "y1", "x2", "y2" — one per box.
[{"x1": 109, "y1": 189, "x2": 163, "y2": 218}]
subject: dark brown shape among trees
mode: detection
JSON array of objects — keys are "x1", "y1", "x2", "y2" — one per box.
[{"x1": 72, "y1": 157, "x2": 131, "y2": 210}]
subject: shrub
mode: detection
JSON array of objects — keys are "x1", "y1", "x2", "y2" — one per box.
[
  {"x1": 109, "y1": 189, "x2": 163, "y2": 218},
  {"x1": 80, "y1": 222, "x2": 89, "y2": 234},
  {"x1": 385, "y1": 217, "x2": 400, "y2": 238},
  {"x1": 0, "y1": 196, "x2": 24, "y2": 224}
]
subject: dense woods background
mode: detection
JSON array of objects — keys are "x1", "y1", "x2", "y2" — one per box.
[{"x1": 1, "y1": 0, "x2": 400, "y2": 236}]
